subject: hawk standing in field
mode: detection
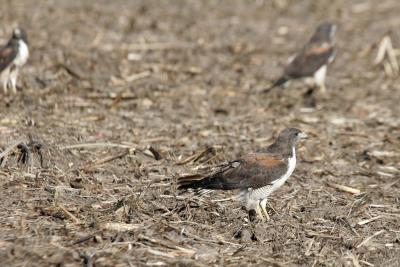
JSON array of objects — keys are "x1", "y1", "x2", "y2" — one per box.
[
  {"x1": 265, "y1": 22, "x2": 337, "y2": 93},
  {"x1": 0, "y1": 28, "x2": 29, "y2": 94},
  {"x1": 178, "y1": 128, "x2": 308, "y2": 221}
]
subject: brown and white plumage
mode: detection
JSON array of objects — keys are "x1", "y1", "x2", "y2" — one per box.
[
  {"x1": 265, "y1": 22, "x2": 337, "y2": 93},
  {"x1": 0, "y1": 46, "x2": 18, "y2": 72},
  {"x1": 0, "y1": 28, "x2": 29, "y2": 94},
  {"x1": 178, "y1": 128, "x2": 308, "y2": 220}
]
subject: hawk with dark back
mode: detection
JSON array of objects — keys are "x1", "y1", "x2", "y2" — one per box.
[
  {"x1": 0, "y1": 28, "x2": 29, "y2": 94},
  {"x1": 178, "y1": 128, "x2": 308, "y2": 221},
  {"x1": 265, "y1": 22, "x2": 337, "y2": 93}
]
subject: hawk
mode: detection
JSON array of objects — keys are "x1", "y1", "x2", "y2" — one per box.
[
  {"x1": 265, "y1": 22, "x2": 337, "y2": 93},
  {"x1": 0, "y1": 28, "x2": 29, "y2": 94},
  {"x1": 178, "y1": 128, "x2": 308, "y2": 221}
]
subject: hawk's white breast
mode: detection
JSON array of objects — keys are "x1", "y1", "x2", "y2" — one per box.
[
  {"x1": 14, "y1": 40, "x2": 29, "y2": 67},
  {"x1": 241, "y1": 147, "x2": 297, "y2": 210},
  {"x1": 313, "y1": 65, "x2": 327, "y2": 87},
  {"x1": 271, "y1": 147, "x2": 296, "y2": 190}
]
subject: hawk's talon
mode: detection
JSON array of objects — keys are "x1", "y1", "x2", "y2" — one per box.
[
  {"x1": 255, "y1": 204, "x2": 265, "y2": 221},
  {"x1": 259, "y1": 199, "x2": 271, "y2": 221}
]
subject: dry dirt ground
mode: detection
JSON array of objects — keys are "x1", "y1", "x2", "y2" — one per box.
[{"x1": 1, "y1": 0, "x2": 400, "y2": 266}]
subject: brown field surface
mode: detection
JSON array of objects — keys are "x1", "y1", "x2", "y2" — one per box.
[{"x1": 1, "y1": 0, "x2": 400, "y2": 266}]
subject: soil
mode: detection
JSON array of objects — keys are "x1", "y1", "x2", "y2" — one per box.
[{"x1": 1, "y1": 0, "x2": 400, "y2": 266}]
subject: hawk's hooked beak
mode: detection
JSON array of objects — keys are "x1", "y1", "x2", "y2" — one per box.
[{"x1": 298, "y1": 132, "x2": 308, "y2": 140}]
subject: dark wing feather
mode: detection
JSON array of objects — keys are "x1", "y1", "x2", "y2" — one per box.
[
  {"x1": 178, "y1": 153, "x2": 288, "y2": 190},
  {"x1": 262, "y1": 76, "x2": 288, "y2": 93},
  {"x1": 285, "y1": 42, "x2": 335, "y2": 78},
  {"x1": 0, "y1": 45, "x2": 17, "y2": 72}
]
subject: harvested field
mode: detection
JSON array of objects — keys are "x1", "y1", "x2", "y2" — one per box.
[{"x1": 1, "y1": 0, "x2": 400, "y2": 266}]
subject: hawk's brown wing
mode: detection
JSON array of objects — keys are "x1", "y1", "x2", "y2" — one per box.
[
  {"x1": 285, "y1": 42, "x2": 335, "y2": 78},
  {"x1": 178, "y1": 153, "x2": 288, "y2": 190},
  {"x1": 0, "y1": 45, "x2": 17, "y2": 72}
]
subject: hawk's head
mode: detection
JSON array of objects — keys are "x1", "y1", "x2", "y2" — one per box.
[
  {"x1": 314, "y1": 22, "x2": 337, "y2": 42},
  {"x1": 12, "y1": 28, "x2": 28, "y2": 44},
  {"x1": 276, "y1": 128, "x2": 308, "y2": 148}
]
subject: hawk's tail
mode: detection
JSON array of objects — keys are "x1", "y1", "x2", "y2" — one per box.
[
  {"x1": 177, "y1": 174, "x2": 207, "y2": 190},
  {"x1": 263, "y1": 76, "x2": 288, "y2": 93}
]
